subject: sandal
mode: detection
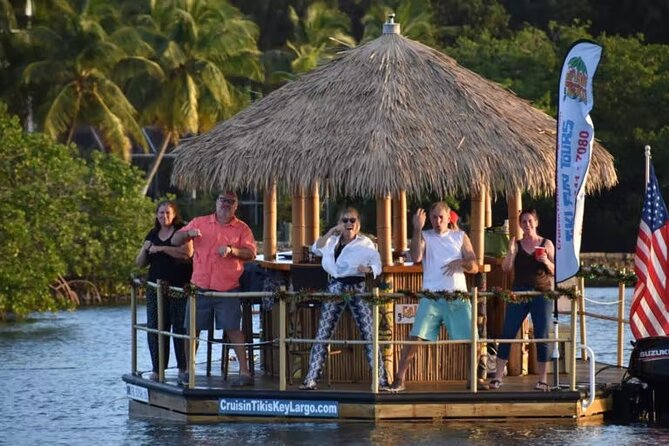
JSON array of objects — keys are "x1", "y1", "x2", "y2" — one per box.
[
  {"x1": 489, "y1": 378, "x2": 502, "y2": 390},
  {"x1": 535, "y1": 381, "x2": 549, "y2": 392},
  {"x1": 386, "y1": 381, "x2": 405, "y2": 393}
]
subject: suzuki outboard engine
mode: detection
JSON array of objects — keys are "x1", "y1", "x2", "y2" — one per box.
[
  {"x1": 628, "y1": 336, "x2": 669, "y2": 385},
  {"x1": 625, "y1": 336, "x2": 669, "y2": 425}
]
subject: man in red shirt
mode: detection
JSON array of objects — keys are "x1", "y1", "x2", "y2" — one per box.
[{"x1": 173, "y1": 191, "x2": 257, "y2": 386}]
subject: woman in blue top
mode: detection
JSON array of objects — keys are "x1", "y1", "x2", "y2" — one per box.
[
  {"x1": 136, "y1": 201, "x2": 193, "y2": 381},
  {"x1": 489, "y1": 209, "x2": 555, "y2": 391}
]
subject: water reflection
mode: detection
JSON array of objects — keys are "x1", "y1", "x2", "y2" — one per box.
[{"x1": 1, "y1": 293, "x2": 668, "y2": 445}]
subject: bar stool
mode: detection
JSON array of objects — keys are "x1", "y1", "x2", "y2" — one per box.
[
  {"x1": 206, "y1": 299, "x2": 259, "y2": 378},
  {"x1": 288, "y1": 264, "x2": 341, "y2": 386},
  {"x1": 287, "y1": 301, "x2": 342, "y2": 386}
]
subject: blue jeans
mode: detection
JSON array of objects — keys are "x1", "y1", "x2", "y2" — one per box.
[{"x1": 497, "y1": 288, "x2": 554, "y2": 363}]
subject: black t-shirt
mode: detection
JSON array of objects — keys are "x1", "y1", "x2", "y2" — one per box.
[
  {"x1": 145, "y1": 225, "x2": 193, "y2": 287},
  {"x1": 512, "y1": 238, "x2": 549, "y2": 289}
]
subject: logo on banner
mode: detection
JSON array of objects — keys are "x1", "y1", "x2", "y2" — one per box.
[{"x1": 564, "y1": 57, "x2": 588, "y2": 103}]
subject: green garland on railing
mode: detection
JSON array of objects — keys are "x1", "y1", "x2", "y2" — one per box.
[
  {"x1": 576, "y1": 264, "x2": 637, "y2": 285},
  {"x1": 272, "y1": 288, "x2": 396, "y2": 305},
  {"x1": 490, "y1": 286, "x2": 581, "y2": 303},
  {"x1": 166, "y1": 282, "x2": 197, "y2": 299},
  {"x1": 132, "y1": 277, "x2": 197, "y2": 300},
  {"x1": 396, "y1": 289, "x2": 470, "y2": 301}
]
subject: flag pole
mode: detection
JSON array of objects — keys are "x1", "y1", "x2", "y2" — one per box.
[{"x1": 645, "y1": 145, "x2": 651, "y2": 186}]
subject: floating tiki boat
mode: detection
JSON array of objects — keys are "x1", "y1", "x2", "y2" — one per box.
[
  {"x1": 123, "y1": 279, "x2": 629, "y2": 422},
  {"x1": 123, "y1": 15, "x2": 623, "y2": 422}
]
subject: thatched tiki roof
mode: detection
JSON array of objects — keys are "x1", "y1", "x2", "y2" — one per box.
[{"x1": 171, "y1": 22, "x2": 617, "y2": 198}]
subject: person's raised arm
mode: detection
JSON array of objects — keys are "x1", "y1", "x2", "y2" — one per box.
[
  {"x1": 315, "y1": 223, "x2": 344, "y2": 249},
  {"x1": 149, "y1": 240, "x2": 193, "y2": 260},
  {"x1": 172, "y1": 228, "x2": 200, "y2": 246},
  {"x1": 538, "y1": 239, "x2": 555, "y2": 276},
  {"x1": 218, "y1": 225, "x2": 257, "y2": 261},
  {"x1": 501, "y1": 236, "x2": 517, "y2": 272},
  {"x1": 409, "y1": 209, "x2": 426, "y2": 263},
  {"x1": 460, "y1": 233, "x2": 479, "y2": 274},
  {"x1": 136, "y1": 240, "x2": 152, "y2": 268}
]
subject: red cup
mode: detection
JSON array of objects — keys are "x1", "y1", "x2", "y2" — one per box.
[{"x1": 534, "y1": 246, "x2": 546, "y2": 260}]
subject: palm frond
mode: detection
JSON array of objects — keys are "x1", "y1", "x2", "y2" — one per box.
[
  {"x1": 76, "y1": 41, "x2": 124, "y2": 73},
  {"x1": 110, "y1": 27, "x2": 155, "y2": 57},
  {"x1": 88, "y1": 94, "x2": 133, "y2": 161},
  {"x1": 95, "y1": 74, "x2": 148, "y2": 152},
  {"x1": 171, "y1": 73, "x2": 198, "y2": 135},
  {"x1": 196, "y1": 60, "x2": 232, "y2": 108},
  {"x1": 44, "y1": 83, "x2": 80, "y2": 140},
  {"x1": 113, "y1": 56, "x2": 165, "y2": 84},
  {"x1": 23, "y1": 61, "x2": 69, "y2": 85}
]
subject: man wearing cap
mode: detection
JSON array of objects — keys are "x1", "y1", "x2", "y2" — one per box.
[{"x1": 172, "y1": 191, "x2": 257, "y2": 386}]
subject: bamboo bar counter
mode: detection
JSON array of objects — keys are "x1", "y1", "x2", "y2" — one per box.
[{"x1": 257, "y1": 259, "x2": 492, "y2": 384}]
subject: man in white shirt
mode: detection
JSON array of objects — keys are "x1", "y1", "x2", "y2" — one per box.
[{"x1": 389, "y1": 202, "x2": 478, "y2": 392}]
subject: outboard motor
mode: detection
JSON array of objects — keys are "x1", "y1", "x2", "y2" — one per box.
[
  {"x1": 624, "y1": 336, "x2": 669, "y2": 425},
  {"x1": 628, "y1": 336, "x2": 669, "y2": 385}
]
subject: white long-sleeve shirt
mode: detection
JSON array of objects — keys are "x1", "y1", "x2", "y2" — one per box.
[{"x1": 311, "y1": 234, "x2": 382, "y2": 279}]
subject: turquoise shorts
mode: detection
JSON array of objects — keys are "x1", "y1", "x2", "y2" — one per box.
[{"x1": 409, "y1": 297, "x2": 472, "y2": 341}]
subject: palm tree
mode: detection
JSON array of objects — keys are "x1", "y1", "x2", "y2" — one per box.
[
  {"x1": 115, "y1": 0, "x2": 263, "y2": 195},
  {"x1": 21, "y1": 0, "x2": 146, "y2": 160},
  {"x1": 287, "y1": 1, "x2": 356, "y2": 74}
]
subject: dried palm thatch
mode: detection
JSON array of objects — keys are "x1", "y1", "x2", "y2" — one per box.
[{"x1": 172, "y1": 32, "x2": 617, "y2": 198}]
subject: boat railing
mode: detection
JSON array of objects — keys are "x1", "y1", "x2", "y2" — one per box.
[
  {"x1": 559, "y1": 277, "x2": 629, "y2": 367},
  {"x1": 129, "y1": 279, "x2": 579, "y2": 394}
]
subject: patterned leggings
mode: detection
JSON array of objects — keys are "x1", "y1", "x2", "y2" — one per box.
[
  {"x1": 146, "y1": 288, "x2": 187, "y2": 372},
  {"x1": 304, "y1": 279, "x2": 388, "y2": 385}
]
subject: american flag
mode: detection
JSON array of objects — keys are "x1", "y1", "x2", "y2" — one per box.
[{"x1": 631, "y1": 163, "x2": 669, "y2": 339}]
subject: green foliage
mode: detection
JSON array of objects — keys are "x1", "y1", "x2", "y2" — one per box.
[
  {"x1": 287, "y1": 1, "x2": 355, "y2": 74},
  {"x1": 447, "y1": 26, "x2": 559, "y2": 112},
  {"x1": 0, "y1": 103, "x2": 154, "y2": 319},
  {"x1": 74, "y1": 151, "x2": 155, "y2": 295},
  {"x1": 430, "y1": 0, "x2": 511, "y2": 45},
  {"x1": 362, "y1": 0, "x2": 437, "y2": 45}
]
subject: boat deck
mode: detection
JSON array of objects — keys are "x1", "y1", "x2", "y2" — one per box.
[{"x1": 123, "y1": 360, "x2": 625, "y2": 422}]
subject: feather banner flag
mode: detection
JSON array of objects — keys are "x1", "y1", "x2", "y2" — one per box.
[{"x1": 555, "y1": 40, "x2": 602, "y2": 283}]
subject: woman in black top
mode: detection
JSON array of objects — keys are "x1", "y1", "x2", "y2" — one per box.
[
  {"x1": 489, "y1": 209, "x2": 555, "y2": 391},
  {"x1": 136, "y1": 201, "x2": 193, "y2": 381}
]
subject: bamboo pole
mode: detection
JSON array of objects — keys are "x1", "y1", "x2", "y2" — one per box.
[
  {"x1": 304, "y1": 182, "x2": 320, "y2": 245},
  {"x1": 131, "y1": 280, "x2": 137, "y2": 375},
  {"x1": 506, "y1": 190, "x2": 522, "y2": 240},
  {"x1": 470, "y1": 187, "x2": 486, "y2": 265},
  {"x1": 617, "y1": 279, "x2": 626, "y2": 367},
  {"x1": 570, "y1": 297, "x2": 577, "y2": 391},
  {"x1": 506, "y1": 189, "x2": 522, "y2": 376},
  {"x1": 157, "y1": 280, "x2": 165, "y2": 383},
  {"x1": 263, "y1": 182, "x2": 277, "y2": 261},
  {"x1": 188, "y1": 292, "x2": 196, "y2": 388},
  {"x1": 291, "y1": 187, "x2": 306, "y2": 263},
  {"x1": 578, "y1": 277, "x2": 588, "y2": 360},
  {"x1": 485, "y1": 189, "x2": 492, "y2": 228},
  {"x1": 372, "y1": 287, "x2": 380, "y2": 393},
  {"x1": 376, "y1": 196, "x2": 392, "y2": 266},
  {"x1": 279, "y1": 286, "x2": 287, "y2": 391},
  {"x1": 470, "y1": 288, "x2": 478, "y2": 393},
  {"x1": 392, "y1": 191, "x2": 407, "y2": 255}
]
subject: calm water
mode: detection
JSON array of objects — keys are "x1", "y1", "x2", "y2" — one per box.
[{"x1": 1, "y1": 287, "x2": 668, "y2": 445}]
